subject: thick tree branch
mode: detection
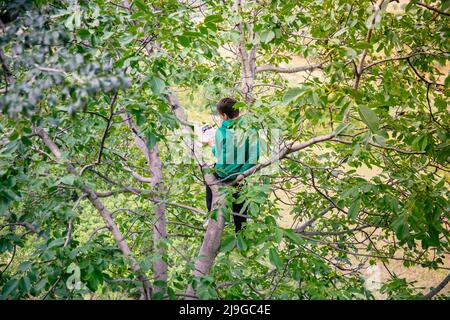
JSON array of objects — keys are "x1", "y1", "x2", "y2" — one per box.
[
  {"x1": 122, "y1": 165, "x2": 153, "y2": 183},
  {"x1": 234, "y1": 133, "x2": 336, "y2": 184},
  {"x1": 163, "y1": 77, "x2": 227, "y2": 301},
  {"x1": 255, "y1": 62, "x2": 325, "y2": 74}
]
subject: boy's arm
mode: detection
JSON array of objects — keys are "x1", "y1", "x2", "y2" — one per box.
[
  {"x1": 200, "y1": 124, "x2": 215, "y2": 147},
  {"x1": 213, "y1": 128, "x2": 225, "y2": 162}
]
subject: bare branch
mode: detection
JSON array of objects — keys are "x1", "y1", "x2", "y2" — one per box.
[
  {"x1": 255, "y1": 62, "x2": 325, "y2": 74},
  {"x1": 294, "y1": 205, "x2": 334, "y2": 233},
  {"x1": 33, "y1": 64, "x2": 84, "y2": 83},
  {"x1": 122, "y1": 166, "x2": 153, "y2": 183},
  {"x1": 424, "y1": 274, "x2": 450, "y2": 299},
  {"x1": 361, "y1": 51, "x2": 448, "y2": 72},
  {"x1": 406, "y1": 57, "x2": 445, "y2": 89},
  {"x1": 417, "y1": 2, "x2": 450, "y2": 17},
  {"x1": 234, "y1": 133, "x2": 336, "y2": 184},
  {"x1": 354, "y1": 0, "x2": 386, "y2": 90}
]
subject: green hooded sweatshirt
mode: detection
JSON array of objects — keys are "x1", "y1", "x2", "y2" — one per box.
[{"x1": 211, "y1": 118, "x2": 260, "y2": 180}]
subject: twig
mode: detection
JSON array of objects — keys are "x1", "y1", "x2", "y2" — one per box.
[{"x1": 424, "y1": 274, "x2": 450, "y2": 299}]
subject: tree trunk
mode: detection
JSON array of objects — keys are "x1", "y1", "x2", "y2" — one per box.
[
  {"x1": 165, "y1": 92, "x2": 227, "y2": 299},
  {"x1": 185, "y1": 173, "x2": 225, "y2": 299},
  {"x1": 236, "y1": 0, "x2": 256, "y2": 103},
  {"x1": 149, "y1": 145, "x2": 168, "y2": 296},
  {"x1": 184, "y1": 0, "x2": 258, "y2": 298}
]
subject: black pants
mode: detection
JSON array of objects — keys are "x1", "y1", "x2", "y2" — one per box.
[{"x1": 205, "y1": 181, "x2": 247, "y2": 233}]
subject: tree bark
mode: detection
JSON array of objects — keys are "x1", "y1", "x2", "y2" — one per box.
[
  {"x1": 235, "y1": 0, "x2": 256, "y2": 103},
  {"x1": 255, "y1": 62, "x2": 324, "y2": 74},
  {"x1": 149, "y1": 145, "x2": 168, "y2": 296},
  {"x1": 184, "y1": 173, "x2": 225, "y2": 299}
]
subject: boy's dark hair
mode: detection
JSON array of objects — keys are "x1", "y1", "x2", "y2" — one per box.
[{"x1": 217, "y1": 97, "x2": 239, "y2": 119}]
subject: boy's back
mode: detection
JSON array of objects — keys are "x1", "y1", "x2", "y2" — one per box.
[{"x1": 213, "y1": 118, "x2": 260, "y2": 179}]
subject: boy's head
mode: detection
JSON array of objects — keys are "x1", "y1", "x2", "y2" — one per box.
[{"x1": 217, "y1": 97, "x2": 239, "y2": 120}]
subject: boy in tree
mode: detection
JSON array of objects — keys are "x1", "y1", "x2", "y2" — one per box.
[{"x1": 205, "y1": 97, "x2": 260, "y2": 234}]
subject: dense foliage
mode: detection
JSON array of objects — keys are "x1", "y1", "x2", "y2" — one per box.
[{"x1": 0, "y1": 0, "x2": 448, "y2": 300}]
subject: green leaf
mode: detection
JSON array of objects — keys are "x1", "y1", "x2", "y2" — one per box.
[
  {"x1": 260, "y1": 30, "x2": 275, "y2": 44},
  {"x1": 282, "y1": 88, "x2": 302, "y2": 105},
  {"x1": 283, "y1": 229, "x2": 302, "y2": 245},
  {"x1": 8, "y1": 131, "x2": 19, "y2": 141},
  {"x1": 345, "y1": 47, "x2": 357, "y2": 58},
  {"x1": 64, "y1": 14, "x2": 74, "y2": 30},
  {"x1": 73, "y1": 11, "x2": 81, "y2": 28},
  {"x1": 334, "y1": 123, "x2": 349, "y2": 136},
  {"x1": 333, "y1": 27, "x2": 348, "y2": 37},
  {"x1": 274, "y1": 228, "x2": 283, "y2": 244},
  {"x1": 19, "y1": 276, "x2": 31, "y2": 293},
  {"x1": 392, "y1": 216, "x2": 410, "y2": 241},
  {"x1": 177, "y1": 35, "x2": 190, "y2": 47},
  {"x1": 205, "y1": 22, "x2": 217, "y2": 31},
  {"x1": 1, "y1": 279, "x2": 18, "y2": 297},
  {"x1": 435, "y1": 177, "x2": 445, "y2": 189},
  {"x1": 149, "y1": 77, "x2": 165, "y2": 95},
  {"x1": 411, "y1": 135, "x2": 427, "y2": 151},
  {"x1": 210, "y1": 209, "x2": 218, "y2": 221},
  {"x1": 119, "y1": 34, "x2": 135, "y2": 45},
  {"x1": 269, "y1": 248, "x2": 283, "y2": 270},
  {"x1": 66, "y1": 263, "x2": 82, "y2": 290},
  {"x1": 237, "y1": 233, "x2": 248, "y2": 251},
  {"x1": 373, "y1": 134, "x2": 386, "y2": 146},
  {"x1": 154, "y1": 280, "x2": 167, "y2": 288},
  {"x1": 348, "y1": 198, "x2": 361, "y2": 220},
  {"x1": 204, "y1": 14, "x2": 223, "y2": 24},
  {"x1": 77, "y1": 29, "x2": 91, "y2": 40},
  {"x1": 60, "y1": 174, "x2": 76, "y2": 186},
  {"x1": 145, "y1": 131, "x2": 157, "y2": 150},
  {"x1": 134, "y1": 0, "x2": 149, "y2": 12},
  {"x1": 220, "y1": 235, "x2": 235, "y2": 253},
  {"x1": 358, "y1": 105, "x2": 379, "y2": 133},
  {"x1": 21, "y1": 136, "x2": 32, "y2": 146},
  {"x1": 18, "y1": 261, "x2": 32, "y2": 272},
  {"x1": 48, "y1": 238, "x2": 65, "y2": 249}
]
